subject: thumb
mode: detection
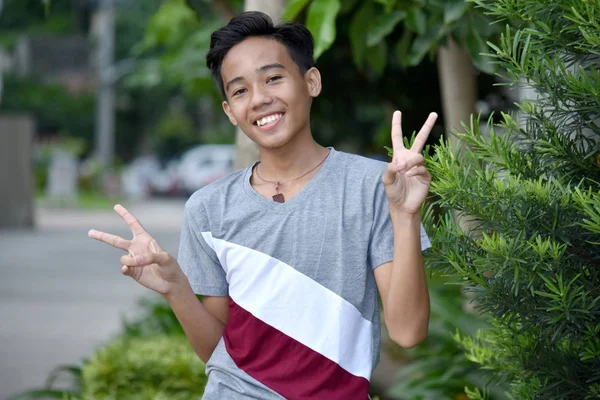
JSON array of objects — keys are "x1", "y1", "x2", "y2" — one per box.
[{"x1": 382, "y1": 162, "x2": 401, "y2": 186}]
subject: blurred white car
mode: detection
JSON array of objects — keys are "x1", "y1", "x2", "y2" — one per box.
[
  {"x1": 122, "y1": 155, "x2": 182, "y2": 197},
  {"x1": 177, "y1": 144, "x2": 235, "y2": 194}
]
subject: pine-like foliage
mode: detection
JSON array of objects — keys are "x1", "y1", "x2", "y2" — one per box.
[{"x1": 423, "y1": 0, "x2": 600, "y2": 398}]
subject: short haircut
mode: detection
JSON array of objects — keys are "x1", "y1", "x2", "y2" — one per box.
[{"x1": 206, "y1": 11, "x2": 315, "y2": 98}]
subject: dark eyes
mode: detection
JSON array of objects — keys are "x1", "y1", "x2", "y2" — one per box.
[
  {"x1": 231, "y1": 76, "x2": 282, "y2": 97},
  {"x1": 267, "y1": 75, "x2": 283, "y2": 83}
]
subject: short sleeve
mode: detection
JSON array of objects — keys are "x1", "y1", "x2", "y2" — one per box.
[
  {"x1": 368, "y1": 179, "x2": 432, "y2": 270},
  {"x1": 177, "y1": 197, "x2": 228, "y2": 296}
]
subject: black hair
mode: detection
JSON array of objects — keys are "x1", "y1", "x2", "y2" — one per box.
[{"x1": 206, "y1": 11, "x2": 314, "y2": 98}]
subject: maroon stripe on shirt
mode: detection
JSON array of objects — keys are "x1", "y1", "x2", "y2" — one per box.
[{"x1": 223, "y1": 297, "x2": 370, "y2": 400}]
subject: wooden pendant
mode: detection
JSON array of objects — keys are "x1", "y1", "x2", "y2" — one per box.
[{"x1": 272, "y1": 193, "x2": 285, "y2": 203}]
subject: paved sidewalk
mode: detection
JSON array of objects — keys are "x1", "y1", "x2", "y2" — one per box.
[{"x1": 0, "y1": 199, "x2": 186, "y2": 399}]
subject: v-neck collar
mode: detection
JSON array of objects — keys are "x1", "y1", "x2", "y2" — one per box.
[{"x1": 242, "y1": 147, "x2": 337, "y2": 213}]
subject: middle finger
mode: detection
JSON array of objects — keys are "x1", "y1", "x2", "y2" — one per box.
[
  {"x1": 88, "y1": 229, "x2": 131, "y2": 251},
  {"x1": 411, "y1": 112, "x2": 438, "y2": 154}
]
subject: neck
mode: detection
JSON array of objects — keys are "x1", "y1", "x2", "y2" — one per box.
[{"x1": 257, "y1": 131, "x2": 327, "y2": 182}]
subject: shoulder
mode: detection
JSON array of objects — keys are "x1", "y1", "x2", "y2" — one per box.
[
  {"x1": 183, "y1": 168, "x2": 247, "y2": 220},
  {"x1": 333, "y1": 150, "x2": 389, "y2": 179},
  {"x1": 325, "y1": 150, "x2": 390, "y2": 208}
]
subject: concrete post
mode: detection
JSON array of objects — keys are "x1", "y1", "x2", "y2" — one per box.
[
  {"x1": 0, "y1": 114, "x2": 35, "y2": 228},
  {"x1": 93, "y1": 0, "x2": 116, "y2": 168}
]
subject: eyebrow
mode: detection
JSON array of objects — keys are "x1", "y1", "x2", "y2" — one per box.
[{"x1": 225, "y1": 63, "x2": 286, "y2": 93}]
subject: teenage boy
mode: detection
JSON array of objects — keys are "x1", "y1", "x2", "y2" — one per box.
[{"x1": 89, "y1": 11, "x2": 437, "y2": 400}]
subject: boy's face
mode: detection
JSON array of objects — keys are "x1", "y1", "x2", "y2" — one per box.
[{"x1": 220, "y1": 37, "x2": 321, "y2": 150}]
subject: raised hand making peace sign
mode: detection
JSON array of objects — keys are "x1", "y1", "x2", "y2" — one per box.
[
  {"x1": 382, "y1": 111, "x2": 438, "y2": 216},
  {"x1": 88, "y1": 204, "x2": 185, "y2": 295}
]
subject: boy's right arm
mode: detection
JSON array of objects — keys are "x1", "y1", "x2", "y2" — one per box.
[
  {"x1": 163, "y1": 285, "x2": 229, "y2": 362},
  {"x1": 88, "y1": 204, "x2": 228, "y2": 363}
]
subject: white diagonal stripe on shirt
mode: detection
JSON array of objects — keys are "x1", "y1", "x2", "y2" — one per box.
[{"x1": 201, "y1": 232, "x2": 373, "y2": 380}]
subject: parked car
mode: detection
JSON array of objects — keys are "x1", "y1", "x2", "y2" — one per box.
[
  {"x1": 122, "y1": 155, "x2": 181, "y2": 198},
  {"x1": 177, "y1": 144, "x2": 235, "y2": 194}
]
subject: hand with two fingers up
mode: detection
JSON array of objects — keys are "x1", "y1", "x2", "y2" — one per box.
[
  {"x1": 382, "y1": 111, "x2": 438, "y2": 216},
  {"x1": 88, "y1": 204, "x2": 187, "y2": 296}
]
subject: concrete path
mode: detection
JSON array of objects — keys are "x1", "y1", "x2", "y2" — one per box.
[{"x1": 0, "y1": 199, "x2": 186, "y2": 399}]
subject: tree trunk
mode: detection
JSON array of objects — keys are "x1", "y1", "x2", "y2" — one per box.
[
  {"x1": 233, "y1": 0, "x2": 286, "y2": 169},
  {"x1": 436, "y1": 36, "x2": 479, "y2": 232},
  {"x1": 436, "y1": 36, "x2": 477, "y2": 151}
]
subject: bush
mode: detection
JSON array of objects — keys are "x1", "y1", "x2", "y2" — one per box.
[
  {"x1": 81, "y1": 335, "x2": 207, "y2": 400},
  {"x1": 9, "y1": 335, "x2": 207, "y2": 400},
  {"x1": 423, "y1": 0, "x2": 600, "y2": 398},
  {"x1": 120, "y1": 296, "x2": 186, "y2": 338},
  {"x1": 9, "y1": 298, "x2": 203, "y2": 400}
]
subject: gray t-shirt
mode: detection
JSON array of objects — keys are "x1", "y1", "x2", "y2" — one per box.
[{"x1": 178, "y1": 148, "x2": 431, "y2": 399}]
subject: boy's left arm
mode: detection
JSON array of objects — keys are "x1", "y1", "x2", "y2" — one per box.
[{"x1": 374, "y1": 110, "x2": 438, "y2": 348}]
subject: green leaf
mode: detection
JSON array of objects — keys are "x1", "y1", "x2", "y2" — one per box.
[
  {"x1": 466, "y1": 26, "x2": 495, "y2": 74},
  {"x1": 349, "y1": 1, "x2": 374, "y2": 69},
  {"x1": 406, "y1": 26, "x2": 441, "y2": 66},
  {"x1": 471, "y1": 11, "x2": 496, "y2": 37},
  {"x1": 405, "y1": 8, "x2": 427, "y2": 35},
  {"x1": 486, "y1": 40, "x2": 502, "y2": 54},
  {"x1": 374, "y1": 0, "x2": 399, "y2": 13},
  {"x1": 141, "y1": 0, "x2": 199, "y2": 49},
  {"x1": 306, "y1": 0, "x2": 342, "y2": 60},
  {"x1": 340, "y1": 0, "x2": 362, "y2": 14},
  {"x1": 444, "y1": 0, "x2": 470, "y2": 26},
  {"x1": 453, "y1": 13, "x2": 470, "y2": 41},
  {"x1": 520, "y1": 34, "x2": 532, "y2": 68},
  {"x1": 538, "y1": 272, "x2": 561, "y2": 295},
  {"x1": 366, "y1": 10, "x2": 406, "y2": 47},
  {"x1": 282, "y1": 0, "x2": 312, "y2": 21},
  {"x1": 366, "y1": 41, "x2": 388, "y2": 75}
]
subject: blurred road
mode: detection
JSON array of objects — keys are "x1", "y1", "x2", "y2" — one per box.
[{"x1": 0, "y1": 199, "x2": 186, "y2": 399}]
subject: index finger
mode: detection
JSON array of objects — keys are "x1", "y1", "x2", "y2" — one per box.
[
  {"x1": 391, "y1": 110, "x2": 404, "y2": 155},
  {"x1": 411, "y1": 112, "x2": 438, "y2": 153},
  {"x1": 114, "y1": 204, "x2": 146, "y2": 236}
]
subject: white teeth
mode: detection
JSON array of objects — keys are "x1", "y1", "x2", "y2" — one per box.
[{"x1": 256, "y1": 113, "x2": 282, "y2": 126}]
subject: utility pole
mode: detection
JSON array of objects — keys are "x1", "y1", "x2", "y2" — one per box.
[
  {"x1": 0, "y1": 0, "x2": 4, "y2": 102},
  {"x1": 94, "y1": 0, "x2": 116, "y2": 167}
]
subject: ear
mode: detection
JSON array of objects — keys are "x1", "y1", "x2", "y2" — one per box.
[
  {"x1": 222, "y1": 101, "x2": 238, "y2": 126},
  {"x1": 304, "y1": 67, "x2": 322, "y2": 98}
]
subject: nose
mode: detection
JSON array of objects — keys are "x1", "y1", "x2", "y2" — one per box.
[{"x1": 250, "y1": 84, "x2": 273, "y2": 111}]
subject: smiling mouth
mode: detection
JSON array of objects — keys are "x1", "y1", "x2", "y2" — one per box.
[{"x1": 254, "y1": 113, "x2": 284, "y2": 127}]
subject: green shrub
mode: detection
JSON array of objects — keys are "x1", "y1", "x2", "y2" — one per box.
[
  {"x1": 422, "y1": 0, "x2": 600, "y2": 397},
  {"x1": 82, "y1": 335, "x2": 207, "y2": 400},
  {"x1": 120, "y1": 296, "x2": 186, "y2": 338},
  {"x1": 9, "y1": 297, "x2": 202, "y2": 400}
]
